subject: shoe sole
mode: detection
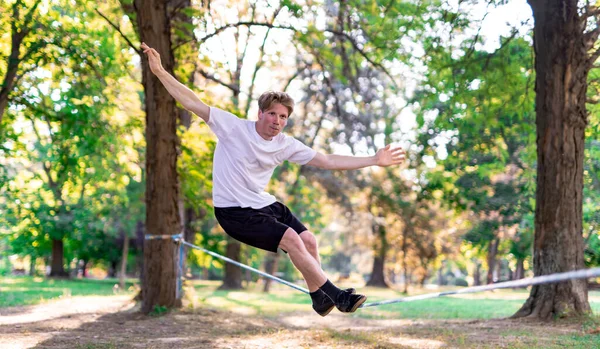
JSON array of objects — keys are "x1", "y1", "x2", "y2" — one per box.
[
  {"x1": 348, "y1": 295, "x2": 367, "y2": 313},
  {"x1": 317, "y1": 304, "x2": 335, "y2": 317}
]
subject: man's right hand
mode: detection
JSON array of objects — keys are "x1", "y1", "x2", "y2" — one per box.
[{"x1": 141, "y1": 42, "x2": 164, "y2": 76}]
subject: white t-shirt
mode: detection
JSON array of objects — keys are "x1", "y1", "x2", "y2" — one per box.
[{"x1": 207, "y1": 107, "x2": 317, "y2": 209}]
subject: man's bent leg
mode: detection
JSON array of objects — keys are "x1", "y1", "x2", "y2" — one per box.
[
  {"x1": 299, "y1": 231, "x2": 321, "y2": 266},
  {"x1": 280, "y1": 228, "x2": 366, "y2": 314},
  {"x1": 279, "y1": 228, "x2": 327, "y2": 292}
]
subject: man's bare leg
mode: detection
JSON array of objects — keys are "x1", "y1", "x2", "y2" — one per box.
[
  {"x1": 279, "y1": 229, "x2": 326, "y2": 292},
  {"x1": 280, "y1": 228, "x2": 366, "y2": 314}
]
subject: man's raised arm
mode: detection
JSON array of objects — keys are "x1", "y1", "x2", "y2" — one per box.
[
  {"x1": 141, "y1": 42, "x2": 210, "y2": 122},
  {"x1": 307, "y1": 144, "x2": 406, "y2": 170}
]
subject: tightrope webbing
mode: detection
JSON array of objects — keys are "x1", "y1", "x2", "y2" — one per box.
[
  {"x1": 145, "y1": 233, "x2": 183, "y2": 241},
  {"x1": 360, "y1": 267, "x2": 600, "y2": 308},
  {"x1": 144, "y1": 233, "x2": 184, "y2": 299},
  {"x1": 181, "y1": 241, "x2": 310, "y2": 294},
  {"x1": 148, "y1": 235, "x2": 600, "y2": 309}
]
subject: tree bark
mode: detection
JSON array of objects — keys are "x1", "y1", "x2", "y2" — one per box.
[
  {"x1": 134, "y1": 0, "x2": 182, "y2": 313},
  {"x1": 513, "y1": 0, "x2": 591, "y2": 320},
  {"x1": 473, "y1": 261, "x2": 481, "y2": 286},
  {"x1": 218, "y1": 237, "x2": 243, "y2": 290},
  {"x1": 49, "y1": 239, "x2": 68, "y2": 277},
  {"x1": 108, "y1": 261, "x2": 118, "y2": 278},
  {"x1": 401, "y1": 225, "x2": 411, "y2": 293},
  {"x1": 81, "y1": 259, "x2": 88, "y2": 278},
  {"x1": 515, "y1": 258, "x2": 525, "y2": 280},
  {"x1": 29, "y1": 257, "x2": 36, "y2": 276},
  {"x1": 263, "y1": 253, "x2": 281, "y2": 293},
  {"x1": 119, "y1": 232, "x2": 130, "y2": 289},
  {"x1": 486, "y1": 238, "x2": 499, "y2": 284}
]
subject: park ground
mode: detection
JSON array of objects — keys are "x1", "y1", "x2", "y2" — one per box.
[{"x1": 1, "y1": 277, "x2": 600, "y2": 348}]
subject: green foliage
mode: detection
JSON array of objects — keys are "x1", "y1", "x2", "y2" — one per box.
[
  {"x1": 414, "y1": 33, "x2": 536, "y2": 264},
  {"x1": 1, "y1": 0, "x2": 144, "y2": 273},
  {"x1": 149, "y1": 304, "x2": 169, "y2": 316}
]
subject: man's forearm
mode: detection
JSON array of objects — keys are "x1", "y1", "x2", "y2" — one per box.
[
  {"x1": 326, "y1": 154, "x2": 377, "y2": 170},
  {"x1": 155, "y1": 70, "x2": 209, "y2": 121}
]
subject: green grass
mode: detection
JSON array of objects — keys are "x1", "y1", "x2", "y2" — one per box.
[
  {"x1": 3, "y1": 276, "x2": 599, "y2": 348},
  {"x1": 0, "y1": 276, "x2": 137, "y2": 307},
  {"x1": 3, "y1": 275, "x2": 600, "y2": 322},
  {"x1": 191, "y1": 281, "x2": 600, "y2": 320}
]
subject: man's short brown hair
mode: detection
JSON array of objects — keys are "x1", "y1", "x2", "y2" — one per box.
[{"x1": 258, "y1": 91, "x2": 294, "y2": 116}]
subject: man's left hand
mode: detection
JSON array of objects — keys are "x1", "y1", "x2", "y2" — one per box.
[{"x1": 375, "y1": 144, "x2": 406, "y2": 167}]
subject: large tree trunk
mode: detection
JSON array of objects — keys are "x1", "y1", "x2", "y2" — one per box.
[
  {"x1": 219, "y1": 237, "x2": 243, "y2": 290},
  {"x1": 514, "y1": 0, "x2": 591, "y2": 320},
  {"x1": 134, "y1": 0, "x2": 182, "y2": 313},
  {"x1": 366, "y1": 223, "x2": 390, "y2": 288},
  {"x1": 49, "y1": 239, "x2": 68, "y2": 277}
]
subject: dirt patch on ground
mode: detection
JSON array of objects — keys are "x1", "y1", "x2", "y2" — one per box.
[{"x1": 0, "y1": 295, "x2": 594, "y2": 349}]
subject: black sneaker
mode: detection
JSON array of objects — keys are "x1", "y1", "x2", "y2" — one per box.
[
  {"x1": 312, "y1": 288, "x2": 356, "y2": 317},
  {"x1": 335, "y1": 289, "x2": 367, "y2": 313}
]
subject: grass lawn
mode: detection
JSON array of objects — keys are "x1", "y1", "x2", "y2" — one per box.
[
  {"x1": 189, "y1": 279, "x2": 600, "y2": 320},
  {"x1": 2, "y1": 276, "x2": 600, "y2": 348},
  {"x1": 0, "y1": 276, "x2": 137, "y2": 308},
  {"x1": 3, "y1": 276, "x2": 600, "y2": 320}
]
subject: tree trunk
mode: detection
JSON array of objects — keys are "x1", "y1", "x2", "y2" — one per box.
[
  {"x1": 437, "y1": 265, "x2": 446, "y2": 286},
  {"x1": 486, "y1": 238, "x2": 499, "y2": 284},
  {"x1": 108, "y1": 261, "x2": 118, "y2": 278},
  {"x1": 514, "y1": 0, "x2": 591, "y2": 320},
  {"x1": 81, "y1": 259, "x2": 88, "y2": 278},
  {"x1": 401, "y1": 225, "x2": 411, "y2": 293},
  {"x1": 134, "y1": 0, "x2": 182, "y2": 313},
  {"x1": 263, "y1": 253, "x2": 281, "y2": 293},
  {"x1": 49, "y1": 239, "x2": 68, "y2": 277},
  {"x1": 366, "y1": 223, "x2": 390, "y2": 288},
  {"x1": 29, "y1": 257, "x2": 36, "y2": 276},
  {"x1": 473, "y1": 261, "x2": 481, "y2": 286},
  {"x1": 515, "y1": 258, "x2": 525, "y2": 280},
  {"x1": 174, "y1": 0, "x2": 197, "y2": 294},
  {"x1": 119, "y1": 232, "x2": 130, "y2": 289},
  {"x1": 219, "y1": 237, "x2": 243, "y2": 290}
]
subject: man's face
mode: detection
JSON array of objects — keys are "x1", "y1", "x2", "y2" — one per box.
[{"x1": 257, "y1": 103, "x2": 289, "y2": 139}]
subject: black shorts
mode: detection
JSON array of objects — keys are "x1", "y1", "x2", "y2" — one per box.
[{"x1": 214, "y1": 201, "x2": 308, "y2": 253}]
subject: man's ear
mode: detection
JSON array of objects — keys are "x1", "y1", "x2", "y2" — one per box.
[{"x1": 257, "y1": 110, "x2": 263, "y2": 120}]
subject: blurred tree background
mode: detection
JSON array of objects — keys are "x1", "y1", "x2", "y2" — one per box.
[{"x1": 1, "y1": 0, "x2": 599, "y2": 317}]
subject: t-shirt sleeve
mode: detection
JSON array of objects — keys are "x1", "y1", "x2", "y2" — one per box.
[
  {"x1": 286, "y1": 137, "x2": 317, "y2": 165},
  {"x1": 206, "y1": 107, "x2": 242, "y2": 140}
]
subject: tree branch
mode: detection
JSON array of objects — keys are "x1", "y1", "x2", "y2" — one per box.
[
  {"x1": 583, "y1": 5, "x2": 600, "y2": 20},
  {"x1": 95, "y1": 10, "x2": 140, "y2": 54},
  {"x1": 197, "y1": 68, "x2": 240, "y2": 94},
  {"x1": 198, "y1": 20, "x2": 398, "y2": 91}
]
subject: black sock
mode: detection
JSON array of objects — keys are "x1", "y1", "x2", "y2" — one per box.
[
  {"x1": 318, "y1": 279, "x2": 342, "y2": 301},
  {"x1": 310, "y1": 290, "x2": 326, "y2": 304}
]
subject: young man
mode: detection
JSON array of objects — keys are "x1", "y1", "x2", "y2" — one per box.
[{"x1": 141, "y1": 42, "x2": 405, "y2": 316}]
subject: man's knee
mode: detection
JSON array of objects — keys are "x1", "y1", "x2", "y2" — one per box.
[
  {"x1": 279, "y1": 228, "x2": 304, "y2": 253},
  {"x1": 299, "y1": 231, "x2": 318, "y2": 253}
]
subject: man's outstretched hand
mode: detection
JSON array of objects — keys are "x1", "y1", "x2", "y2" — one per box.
[
  {"x1": 141, "y1": 42, "x2": 164, "y2": 76},
  {"x1": 375, "y1": 144, "x2": 406, "y2": 167}
]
